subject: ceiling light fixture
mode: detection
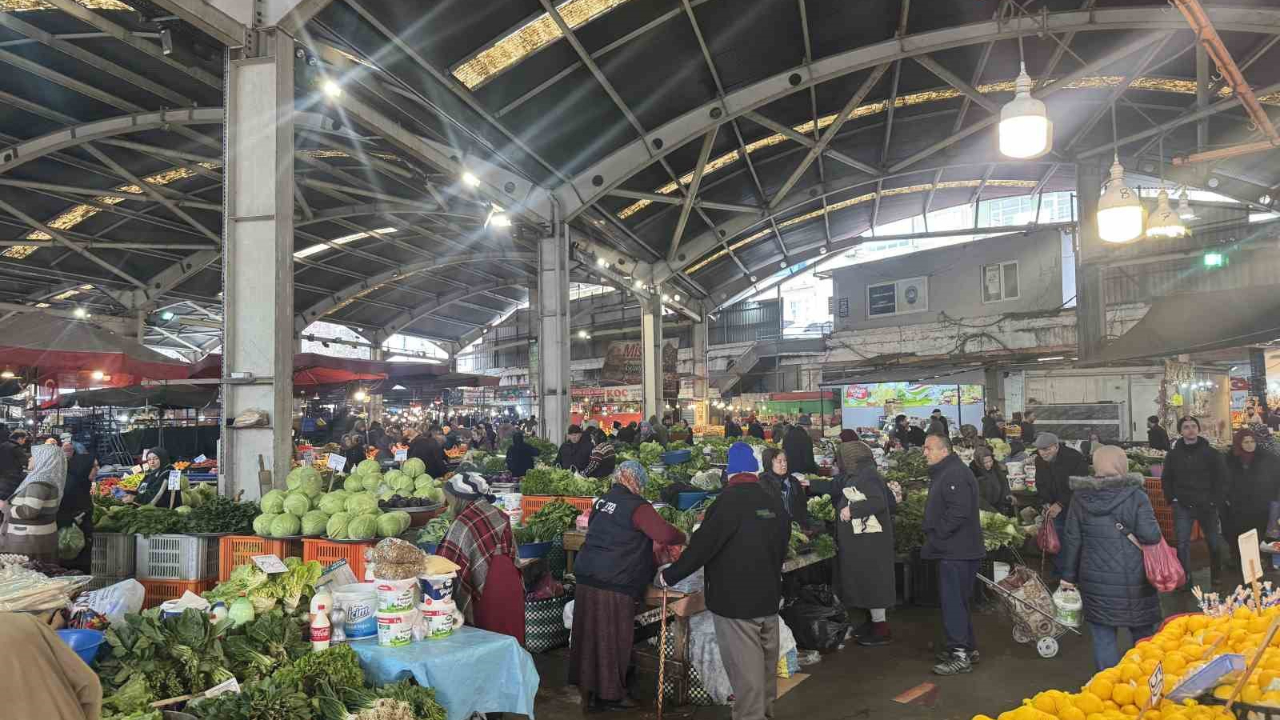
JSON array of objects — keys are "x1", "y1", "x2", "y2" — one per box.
[
  {"x1": 1097, "y1": 103, "x2": 1143, "y2": 243},
  {"x1": 1177, "y1": 188, "x2": 1196, "y2": 220},
  {"x1": 321, "y1": 79, "x2": 342, "y2": 98},
  {"x1": 1146, "y1": 137, "x2": 1186, "y2": 239},
  {"x1": 354, "y1": 389, "x2": 367, "y2": 402},
  {"x1": 91, "y1": 370, "x2": 104, "y2": 381},
  {"x1": 0, "y1": 370, "x2": 13, "y2": 379},
  {"x1": 73, "y1": 307, "x2": 88, "y2": 318},
  {"x1": 461, "y1": 171, "x2": 480, "y2": 187},
  {"x1": 999, "y1": 58, "x2": 1052, "y2": 159}
]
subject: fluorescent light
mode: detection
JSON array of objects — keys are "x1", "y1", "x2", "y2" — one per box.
[
  {"x1": 489, "y1": 213, "x2": 512, "y2": 228},
  {"x1": 672, "y1": 293, "x2": 680, "y2": 302},
  {"x1": 462, "y1": 171, "x2": 480, "y2": 187},
  {"x1": 160, "y1": 310, "x2": 174, "y2": 321},
  {"x1": 73, "y1": 307, "x2": 88, "y2": 318},
  {"x1": 1037, "y1": 356, "x2": 1065, "y2": 362}
]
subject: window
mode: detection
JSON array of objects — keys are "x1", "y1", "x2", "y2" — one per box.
[
  {"x1": 982, "y1": 261, "x2": 1019, "y2": 303},
  {"x1": 867, "y1": 276, "x2": 928, "y2": 317}
]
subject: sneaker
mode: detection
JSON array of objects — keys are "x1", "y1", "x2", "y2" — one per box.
[
  {"x1": 849, "y1": 620, "x2": 873, "y2": 639},
  {"x1": 933, "y1": 650, "x2": 973, "y2": 676},
  {"x1": 857, "y1": 622, "x2": 892, "y2": 647},
  {"x1": 935, "y1": 649, "x2": 980, "y2": 664}
]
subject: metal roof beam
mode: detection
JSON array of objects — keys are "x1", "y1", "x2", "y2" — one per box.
[
  {"x1": 741, "y1": 111, "x2": 881, "y2": 177},
  {"x1": 668, "y1": 127, "x2": 718, "y2": 261},
  {"x1": 912, "y1": 54, "x2": 1000, "y2": 114},
  {"x1": 374, "y1": 281, "x2": 529, "y2": 345},
  {"x1": 82, "y1": 144, "x2": 222, "y2": 245},
  {"x1": 144, "y1": 0, "x2": 247, "y2": 48},
  {"x1": 606, "y1": 189, "x2": 758, "y2": 214}
]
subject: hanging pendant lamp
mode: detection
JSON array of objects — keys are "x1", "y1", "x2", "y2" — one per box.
[
  {"x1": 1146, "y1": 189, "x2": 1186, "y2": 238},
  {"x1": 999, "y1": 63, "x2": 1052, "y2": 159},
  {"x1": 1177, "y1": 188, "x2": 1196, "y2": 220},
  {"x1": 1097, "y1": 156, "x2": 1144, "y2": 243}
]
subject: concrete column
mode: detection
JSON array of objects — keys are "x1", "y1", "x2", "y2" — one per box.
[
  {"x1": 537, "y1": 222, "x2": 571, "y2": 444},
  {"x1": 983, "y1": 366, "x2": 1003, "y2": 414},
  {"x1": 691, "y1": 318, "x2": 709, "y2": 427},
  {"x1": 221, "y1": 29, "x2": 295, "y2": 500},
  {"x1": 1075, "y1": 160, "x2": 1106, "y2": 363},
  {"x1": 134, "y1": 311, "x2": 145, "y2": 345},
  {"x1": 641, "y1": 292, "x2": 664, "y2": 421}
]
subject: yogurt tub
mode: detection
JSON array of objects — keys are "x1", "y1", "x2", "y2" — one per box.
[
  {"x1": 420, "y1": 599, "x2": 463, "y2": 639},
  {"x1": 419, "y1": 571, "x2": 457, "y2": 604},
  {"x1": 374, "y1": 576, "x2": 419, "y2": 613},
  {"x1": 376, "y1": 609, "x2": 417, "y2": 647},
  {"x1": 333, "y1": 583, "x2": 378, "y2": 639}
]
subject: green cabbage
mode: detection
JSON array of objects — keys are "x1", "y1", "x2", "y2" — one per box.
[
  {"x1": 345, "y1": 493, "x2": 378, "y2": 515},
  {"x1": 301, "y1": 510, "x2": 330, "y2": 536},
  {"x1": 376, "y1": 513, "x2": 403, "y2": 538},
  {"x1": 379, "y1": 489, "x2": 395, "y2": 501},
  {"x1": 414, "y1": 478, "x2": 435, "y2": 495},
  {"x1": 285, "y1": 466, "x2": 306, "y2": 491},
  {"x1": 283, "y1": 492, "x2": 311, "y2": 517},
  {"x1": 391, "y1": 476, "x2": 414, "y2": 493},
  {"x1": 362, "y1": 473, "x2": 383, "y2": 492},
  {"x1": 385, "y1": 510, "x2": 412, "y2": 534},
  {"x1": 346, "y1": 515, "x2": 377, "y2": 540},
  {"x1": 326, "y1": 512, "x2": 350, "y2": 539},
  {"x1": 253, "y1": 513, "x2": 278, "y2": 536},
  {"x1": 401, "y1": 457, "x2": 426, "y2": 479},
  {"x1": 343, "y1": 475, "x2": 364, "y2": 492},
  {"x1": 260, "y1": 489, "x2": 286, "y2": 515},
  {"x1": 424, "y1": 486, "x2": 444, "y2": 503},
  {"x1": 384, "y1": 469, "x2": 405, "y2": 486},
  {"x1": 269, "y1": 513, "x2": 301, "y2": 537},
  {"x1": 317, "y1": 492, "x2": 347, "y2": 516},
  {"x1": 356, "y1": 459, "x2": 381, "y2": 476},
  {"x1": 298, "y1": 475, "x2": 324, "y2": 499}
]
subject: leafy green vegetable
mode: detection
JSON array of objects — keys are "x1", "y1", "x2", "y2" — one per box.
[
  {"x1": 98, "y1": 609, "x2": 235, "y2": 701},
  {"x1": 261, "y1": 489, "x2": 286, "y2": 515},
  {"x1": 101, "y1": 675, "x2": 156, "y2": 719},
  {"x1": 94, "y1": 505, "x2": 186, "y2": 536},
  {"x1": 893, "y1": 489, "x2": 929, "y2": 555},
  {"x1": 811, "y1": 533, "x2": 836, "y2": 559},
  {"x1": 326, "y1": 511, "x2": 350, "y2": 539},
  {"x1": 270, "y1": 513, "x2": 301, "y2": 537},
  {"x1": 190, "y1": 678, "x2": 312, "y2": 720},
  {"x1": 272, "y1": 644, "x2": 364, "y2": 697},
  {"x1": 520, "y1": 467, "x2": 605, "y2": 497},
  {"x1": 340, "y1": 680, "x2": 446, "y2": 720},
  {"x1": 417, "y1": 517, "x2": 450, "y2": 546},
  {"x1": 807, "y1": 495, "x2": 835, "y2": 522},
  {"x1": 283, "y1": 492, "x2": 311, "y2": 518},
  {"x1": 184, "y1": 496, "x2": 260, "y2": 534},
  {"x1": 58, "y1": 523, "x2": 85, "y2": 559},
  {"x1": 981, "y1": 510, "x2": 1024, "y2": 551},
  {"x1": 636, "y1": 441, "x2": 664, "y2": 467},
  {"x1": 347, "y1": 515, "x2": 377, "y2": 540},
  {"x1": 787, "y1": 522, "x2": 809, "y2": 558},
  {"x1": 401, "y1": 457, "x2": 426, "y2": 479},
  {"x1": 520, "y1": 499, "x2": 581, "y2": 543}
]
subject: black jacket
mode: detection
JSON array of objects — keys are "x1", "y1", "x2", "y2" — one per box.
[
  {"x1": 556, "y1": 437, "x2": 593, "y2": 473},
  {"x1": 758, "y1": 470, "x2": 809, "y2": 526},
  {"x1": 1161, "y1": 438, "x2": 1227, "y2": 508},
  {"x1": 408, "y1": 436, "x2": 448, "y2": 479},
  {"x1": 576, "y1": 486, "x2": 654, "y2": 598},
  {"x1": 663, "y1": 477, "x2": 790, "y2": 619},
  {"x1": 724, "y1": 421, "x2": 742, "y2": 439},
  {"x1": 921, "y1": 453, "x2": 984, "y2": 561},
  {"x1": 1226, "y1": 451, "x2": 1280, "y2": 517},
  {"x1": 0, "y1": 441, "x2": 26, "y2": 500},
  {"x1": 981, "y1": 415, "x2": 1002, "y2": 439},
  {"x1": 1147, "y1": 426, "x2": 1171, "y2": 451},
  {"x1": 969, "y1": 459, "x2": 1012, "y2": 514},
  {"x1": 1059, "y1": 473, "x2": 1163, "y2": 628},
  {"x1": 907, "y1": 426, "x2": 926, "y2": 448},
  {"x1": 505, "y1": 437, "x2": 539, "y2": 477},
  {"x1": 747, "y1": 422, "x2": 765, "y2": 440},
  {"x1": 616, "y1": 426, "x2": 637, "y2": 444},
  {"x1": 1035, "y1": 445, "x2": 1089, "y2": 509},
  {"x1": 783, "y1": 426, "x2": 818, "y2": 475}
]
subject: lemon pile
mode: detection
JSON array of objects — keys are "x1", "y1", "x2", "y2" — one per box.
[{"x1": 974, "y1": 607, "x2": 1280, "y2": 720}]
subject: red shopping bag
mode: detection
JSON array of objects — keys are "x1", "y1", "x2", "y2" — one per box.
[
  {"x1": 1124, "y1": 531, "x2": 1185, "y2": 593},
  {"x1": 1037, "y1": 514, "x2": 1061, "y2": 554}
]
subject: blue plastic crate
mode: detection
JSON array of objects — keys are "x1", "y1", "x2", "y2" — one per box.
[
  {"x1": 663, "y1": 449, "x2": 693, "y2": 465},
  {"x1": 676, "y1": 491, "x2": 710, "y2": 510}
]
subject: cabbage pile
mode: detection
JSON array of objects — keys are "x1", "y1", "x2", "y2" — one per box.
[{"x1": 254, "y1": 459, "x2": 426, "y2": 540}]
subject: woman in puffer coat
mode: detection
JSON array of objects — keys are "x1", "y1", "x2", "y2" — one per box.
[
  {"x1": 1224, "y1": 428, "x2": 1280, "y2": 567},
  {"x1": 1059, "y1": 445, "x2": 1164, "y2": 671}
]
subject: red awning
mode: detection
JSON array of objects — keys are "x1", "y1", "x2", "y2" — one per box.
[
  {"x1": 188, "y1": 353, "x2": 388, "y2": 387},
  {"x1": 0, "y1": 315, "x2": 189, "y2": 380}
]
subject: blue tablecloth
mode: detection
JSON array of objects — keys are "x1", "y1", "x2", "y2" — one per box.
[{"x1": 349, "y1": 627, "x2": 540, "y2": 720}]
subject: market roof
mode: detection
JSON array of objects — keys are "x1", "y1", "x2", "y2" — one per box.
[{"x1": 1, "y1": 1, "x2": 1279, "y2": 355}]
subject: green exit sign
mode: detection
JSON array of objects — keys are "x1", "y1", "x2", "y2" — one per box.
[{"x1": 1203, "y1": 251, "x2": 1225, "y2": 267}]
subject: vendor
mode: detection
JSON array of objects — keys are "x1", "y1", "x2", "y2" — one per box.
[
  {"x1": 135, "y1": 448, "x2": 182, "y2": 507},
  {"x1": 0, "y1": 443, "x2": 66, "y2": 562},
  {"x1": 556, "y1": 424, "x2": 593, "y2": 473},
  {"x1": 571, "y1": 461, "x2": 686, "y2": 712},
  {"x1": 435, "y1": 473, "x2": 524, "y2": 644},
  {"x1": 57, "y1": 439, "x2": 96, "y2": 573}
]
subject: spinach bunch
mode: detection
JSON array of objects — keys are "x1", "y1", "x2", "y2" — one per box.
[
  {"x1": 189, "y1": 678, "x2": 312, "y2": 720},
  {"x1": 99, "y1": 609, "x2": 234, "y2": 699},
  {"x1": 522, "y1": 499, "x2": 580, "y2": 542},
  {"x1": 183, "y1": 496, "x2": 260, "y2": 534},
  {"x1": 272, "y1": 645, "x2": 363, "y2": 697}
]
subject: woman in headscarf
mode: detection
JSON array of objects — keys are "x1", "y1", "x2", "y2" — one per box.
[
  {"x1": 0, "y1": 443, "x2": 67, "y2": 562},
  {"x1": 648, "y1": 415, "x2": 669, "y2": 446},
  {"x1": 1058, "y1": 445, "x2": 1163, "y2": 671},
  {"x1": 1225, "y1": 428, "x2": 1280, "y2": 567},
  {"x1": 504, "y1": 430, "x2": 539, "y2": 478},
  {"x1": 135, "y1": 448, "x2": 182, "y2": 507},
  {"x1": 638, "y1": 421, "x2": 654, "y2": 443},
  {"x1": 968, "y1": 445, "x2": 1013, "y2": 516},
  {"x1": 783, "y1": 423, "x2": 818, "y2": 475},
  {"x1": 470, "y1": 425, "x2": 494, "y2": 453},
  {"x1": 435, "y1": 472, "x2": 524, "y2": 643},
  {"x1": 570, "y1": 461, "x2": 686, "y2": 711},
  {"x1": 341, "y1": 433, "x2": 365, "y2": 470},
  {"x1": 759, "y1": 447, "x2": 808, "y2": 525},
  {"x1": 57, "y1": 440, "x2": 96, "y2": 573},
  {"x1": 811, "y1": 441, "x2": 896, "y2": 646}
]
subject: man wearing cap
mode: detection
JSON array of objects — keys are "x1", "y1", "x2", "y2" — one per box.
[
  {"x1": 1033, "y1": 431, "x2": 1089, "y2": 576},
  {"x1": 658, "y1": 442, "x2": 790, "y2": 720},
  {"x1": 930, "y1": 408, "x2": 950, "y2": 437},
  {"x1": 556, "y1": 424, "x2": 594, "y2": 473}
]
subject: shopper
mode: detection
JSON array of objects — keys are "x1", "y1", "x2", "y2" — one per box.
[
  {"x1": 572, "y1": 461, "x2": 686, "y2": 712},
  {"x1": 504, "y1": 430, "x2": 539, "y2": 478},
  {"x1": 556, "y1": 424, "x2": 594, "y2": 473},
  {"x1": 1006, "y1": 440, "x2": 1028, "y2": 464},
  {"x1": 0, "y1": 430, "x2": 28, "y2": 501},
  {"x1": 470, "y1": 426, "x2": 494, "y2": 453},
  {"x1": 1034, "y1": 432, "x2": 1090, "y2": 575},
  {"x1": 57, "y1": 440, "x2": 96, "y2": 573},
  {"x1": 1020, "y1": 412, "x2": 1037, "y2": 443},
  {"x1": 783, "y1": 423, "x2": 819, "y2": 475},
  {"x1": 0, "y1": 443, "x2": 66, "y2": 562},
  {"x1": 1161, "y1": 416, "x2": 1229, "y2": 586},
  {"x1": 891, "y1": 414, "x2": 912, "y2": 449},
  {"x1": 135, "y1": 448, "x2": 182, "y2": 507},
  {"x1": 969, "y1": 445, "x2": 1013, "y2": 515},
  {"x1": 1224, "y1": 428, "x2": 1280, "y2": 566},
  {"x1": 908, "y1": 420, "x2": 927, "y2": 448},
  {"x1": 340, "y1": 434, "x2": 365, "y2": 471},
  {"x1": 747, "y1": 417, "x2": 765, "y2": 441},
  {"x1": 758, "y1": 447, "x2": 807, "y2": 524},
  {"x1": 724, "y1": 414, "x2": 743, "y2": 439},
  {"x1": 922, "y1": 434, "x2": 984, "y2": 675},
  {"x1": 1147, "y1": 416, "x2": 1171, "y2": 451},
  {"x1": 1058, "y1": 445, "x2": 1163, "y2": 670},
  {"x1": 616, "y1": 421, "x2": 638, "y2": 445},
  {"x1": 982, "y1": 407, "x2": 1003, "y2": 440},
  {"x1": 659, "y1": 443, "x2": 789, "y2": 720},
  {"x1": 649, "y1": 414, "x2": 670, "y2": 446},
  {"x1": 409, "y1": 425, "x2": 448, "y2": 479},
  {"x1": 582, "y1": 428, "x2": 617, "y2": 479},
  {"x1": 1080, "y1": 429, "x2": 1108, "y2": 460},
  {"x1": 0, "y1": 612, "x2": 102, "y2": 720},
  {"x1": 435, "y1": 473, "x2": 524, "y2": 643},
  {"x1": 828, "y1": 440, "x2": 896, "y2": 647},
  {"x1": 930, "y1": 408, "x2": 950, "y2": 436},
  {"x1": 771, "y1": 419, "x2": 789, "y2": 444}
]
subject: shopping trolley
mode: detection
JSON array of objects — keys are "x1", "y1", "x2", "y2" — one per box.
[{"x1": 976, "y1": 564, "x2": 1081, "y2": 658}]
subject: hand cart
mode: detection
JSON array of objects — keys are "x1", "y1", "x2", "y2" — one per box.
[{"x1": 976, "y1": 564, "x2": 1080, "y2": 658}]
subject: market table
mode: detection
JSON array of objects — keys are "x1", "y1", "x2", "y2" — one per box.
[{"x1": 349, "y1": 627, "x2": 541, "y2": 720}]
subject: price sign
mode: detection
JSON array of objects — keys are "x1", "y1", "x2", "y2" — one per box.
[
  {"x1": 167, "y1": 470, "x2": 182, "y2": 490},
  {"x1": 1148, "y1": 663, "x2": 1163, "y2": 708},
  {"x1": 302, "y1": 450, "x2": 314, "y2": 465},
  {"x1": 394, "y1": 448, "x2": 408, "y2": 462},
  {"x1": 131, "y1": 465, "x2": 143, "y2": 474},
  {"x1": 251, "y1": 554, "x2": 289, "y2": 574},
  {"x1": 193, "y1": 454, "x2": 207, "y2": 464},
  {"x1": 204, "y1": 677, "x2": 241, "y2": 699},
  {"x1": 326, "y1": 453, "x2": 347, "y2": 472},
  {"x1": 1241, "y1": 528, "x2": 1263, "y2": 584}
]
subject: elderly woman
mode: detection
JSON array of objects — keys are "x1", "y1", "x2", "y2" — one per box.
[
  {"x1": 435, "y1": 472, "x2": 524, "y2": 643},
  {"x1": 1225, "y1": 428, "x2": 1280, "y2": 566},
  {"x1": 570, "y1": 461, "x2": 686, "y2": 712},
  {"x1": 1058, "y1": 445, "x2": 1164, "y2": 670},
  {"x1": 57, "y1": 441, "x2": 96, "y2": 573},
  {"x1": 0, "y1": 443, "x2": 67, "y2": 562},
  {"x1": 969, "y1": 446, "x2": 1013, "y2": 515}
]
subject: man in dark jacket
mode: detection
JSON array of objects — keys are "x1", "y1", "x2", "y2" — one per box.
[
  {"x1": 1160, "y1": 416, "x2": 1229, "y2": 585},
  {"x1": 1147, "y1": 416, "x2": 1171, "y2": 451},
  {"x1": 930, "y1": 409, "x2": 950, "y2": 436},
  {"x1": 0, "y1": 431, "x2": 29, "y2": 501},
  {"x1": 724, "y1": 415, "x2": 742, "y2": 439},
  {"x1": 981, "y1": 407, "x2": 1003, "y2": 440},
  {"x1": 660, "y1": 442, "x2": 789, "y2": 720},
  {"x1": 783, "y1": 424, "x2": 818, "y2": 475},
  {"x1": 555, "y1": 424, "x2": 594, "y2": 472},
  {"x1": 922, "y1": 434, "x2": 984, "y2": 675},
  {"x1": 891, "y1": 414, "x2": 912, "y2": 449},
  {"x1": 409, "y1": 426, "x2": 449, "y2": 479},
  {"x1": 907, "y1": 421, "x2": 927, "y2": 448},
  {"x1": 1033, "y1": 432, "x2": 1090, "y2": 576},
  {"x1": 747, "y1": 417, "x2": 765, "y2": 440},
  {"x1": 504, "y1": 430, "x2": 539, "y2": 478}
]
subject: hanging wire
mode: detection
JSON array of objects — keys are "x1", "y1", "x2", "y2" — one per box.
[{"x1": 1111, "y1": 101, "x2": 1120, "y2": 163}]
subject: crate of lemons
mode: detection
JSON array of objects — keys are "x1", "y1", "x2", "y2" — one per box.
[{"x1": 976, "y1": 607, "x2": 1280, "y2": 720}]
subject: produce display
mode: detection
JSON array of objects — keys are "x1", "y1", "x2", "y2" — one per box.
[
  {"x1": 182, "y1": 496, "x2": 260, "y2": 535},
  {"x1": 807, "y1": 495, "x2": 835, "y2": 522},
  {"x1": 520, "y1": 467, "x2": 606, "y2": 497},
  {"x1": 980, "y1": 510, "x2": 1024, "y2": 552},
  {"x1": 203, "y1": 557, "x2": 324, "y2": 613},
  {"x1": 513, "y1": 499, "x2": 580, "y2": 545},
  {"x1": 0, "y1": 563, "x2": 90, "y2": 611},
  {"x1": 255, "y1": 459, "x2": 432, "y2": 540},
  {"x1": 416, "y1": 517, "x2": 451, "y2": 546}
]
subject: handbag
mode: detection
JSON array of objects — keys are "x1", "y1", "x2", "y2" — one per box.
[
  {"x1": 1118, "y1": 522, "x2": 1186, "y2": 593},
  {"x1": 1037, "y1": 512, "x2": 1061, "y2": 554}
]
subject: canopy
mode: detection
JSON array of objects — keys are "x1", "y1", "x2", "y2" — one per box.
[
  {"x1": 50, "y1": 384, "x2": 218, "y2": 409},
  {"x1": 0, "y1": 315, "x2": 190, "y2": 380},
  {"x1": 1089, "y1": 286, "x2": 1280, "y2": 365},
  {"x1": 189, "y1": 353, "x2": 388, "y2": 387}
]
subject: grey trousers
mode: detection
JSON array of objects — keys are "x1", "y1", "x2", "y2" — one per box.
[{"x1": 712, "y1": 613, "x2": 780, "y2": 720}]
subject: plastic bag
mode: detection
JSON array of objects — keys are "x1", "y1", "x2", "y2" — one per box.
[
  {"x1": 1037, "y1": 513, "x2": 1061, "y2": 554},
  {"x1": 57, "y1": 524, "x2": 85, "y2": 560},
  {"x1": 780, "y1": 584, "x2": 849, "y2": 651},
  {"x1": 1125, "y1": 532, "x2": 1185, "y2": 593},
  {"x1": 73, "y1": 579, "x2": 145, "y2": 626}
]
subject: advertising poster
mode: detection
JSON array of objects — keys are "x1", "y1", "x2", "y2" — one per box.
[{"x1": 601, "y1": 339, "x2": 679, "y2": 397}]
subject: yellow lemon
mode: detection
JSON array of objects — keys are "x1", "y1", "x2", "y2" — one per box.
[
  {"x1": 1076, "y1": 692, "x2": 1105, "y2": 714},
  {"x1": 1242, "y1": 685, "x2": 1263, "y2": 705},
  {"x1": 1033, "y1": 694, "x2": 1057, "y2": 714},
  {"x1": 1213, "y1": 685, "x2": 1233, "y2": 700},
  {"x1": 1061, "y1": 708, "x2": 1086, "y2": 720},
  {"x1": 1120, "y1": 706, "x2": 1140, "y2": 717},
  {"x1": 1264, "y1": 691, "x2": 1280, "y2": 706},
  {"x1": 1235, "y1": 606, "x2": 1255, "y2": 620},
  {"x1": 1112, "y1": 684, "x2": 1135, "y2": 707},
  {"x1": 1103, "y1": 700, "x2": 1120, "y2": 711},
  {"x1": 1181, "y1": 644, "x2": 1206, "y2": 660},
  {"x1": 1141, "y1": 658, "x2": 1161, "y2": 675},
  {"x1": 1203, "y1": 631, "x2": 1224, "y2": 647},
  {"x1": 1138, "y1": 643, "x2": 1165, "y2": 661},
  {"x1": 1188, "y1": 615, "x2": 1209, "y2": 632},
  {"x1": 1134, "y1": 685, "x2": 1151, "y2": 708},
  {"x1": 1146, "y1": 712, "x2": 1162, "y2": 720},
  {"x1": 1120, "y1": 664, "x2": 1144, "y2": 682},
  {"x1": 1163, "y1": 639, "x2": 1183, "y2": 653},
  {"x1": 1086, "y1": 715, "x2": 1105, "y2": 720},
  {"x1": 1163, "y1": 654, "x2": 1188, "y2": 675},
  {"x1": 1251, "y1": 617, "x2": 1272, "y2": 634},
  {"x1": 1088, "y1": 679, "x2": 1114, "y2": 701}
]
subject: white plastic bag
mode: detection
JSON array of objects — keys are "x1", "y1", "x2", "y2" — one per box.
[{"x1": 77, "y1": 579, "x2": 145, "y2": 626}]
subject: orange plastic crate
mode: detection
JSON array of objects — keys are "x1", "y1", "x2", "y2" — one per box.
[
  {"x1": 1145, "y1": 478, "x2": 1202, "y2": 542},
  {"x1": 218, "y1": 535, "x2": 304, "y2": 581},
  {"x1": 139, "y1": 578, "x2": 213, "y2": 609},
  {"x1": 521, "y1": 495, "x2": 596, "y2": 518},
  {"x1": 303, "y1": 538, "x2": 375, "y2": 579}
]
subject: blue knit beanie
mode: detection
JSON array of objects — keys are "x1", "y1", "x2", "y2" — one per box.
[{"x1": 726, "y1": 442, "x2": 758, "y2": 475}]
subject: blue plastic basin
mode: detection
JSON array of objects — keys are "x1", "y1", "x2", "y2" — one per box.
[
  {"x1": 518, "y1": 541, "x2": 552, "y2": 559},
  {"x1": 56, "y1": 629, "x2": 105, "y2": 666}
]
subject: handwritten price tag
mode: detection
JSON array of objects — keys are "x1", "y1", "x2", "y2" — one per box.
[
  {"x1": 394, "y1": 449, "x2": 408, "y2": 462},
  {"x1": 326, "y1": 453, "x2": 347, "y2": 472},
  {"x1": 251, "y1": 554, "x2": 289, "y2": 574},
  {"x1": 1148, "y1": 663, "x2": 1163, "y2": 708},
  {"x1": 204, "y1": 677, "x2": 241, "y2": 699},
  {"x1": 167, "y1": 470, "x2": 182, "y2": 490},
  {"x1": 193, "y1": 454, "x2": 207, "y2": 464}
]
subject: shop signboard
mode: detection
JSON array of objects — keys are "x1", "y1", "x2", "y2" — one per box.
[
  {"x1": 842, "y1": 382, "x2": 983, "y2": 408},
  {"x1": 600, "y1": 339, "x2": 679, "y2": 396}
]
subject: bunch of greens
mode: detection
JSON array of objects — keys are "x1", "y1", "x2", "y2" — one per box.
[
  {"x1": 636, "y1": 442, "x2": 664, "y2": 467},
  {"x1": 183, "y1": 496, "x2": 260, "y2": 534},
  {"x1": 787, "y1": 522, "x2": 809, "y2": 559},
  {"x1": 95, "y1": 505, "x2": 186, "y2": 536},
  {"x1": 524, "y1": 436, "x2": 559, "y2": 465},
  {"x1": 656, "y1": 504, "x2": 700, "y2": 535},
  {"x1": 980, "y1": 510, "x2": 1024, "y2": 551},
  {"x1": 641, "y1": 470, "x2": 673, "y2": 502},
  {"x1": 883, "y1": 452, "x2": 930, "y2": 485},
  {"x1": 810, "y1": 533, "x2": 836, "y2": 559},
  {"x1": 98, "y1": 609, "x2": 235, "y2": 700},
  {"x1": 893, "y1": 489, "x2": 929, "y2": 555},
  {"x1": 697, "y1": 439, "x2": 730, "y2": 464},
  {"x1": 807, "y1": 495, "x2": 835, "y2": 522},
  {"x1": 338, "y1": 680, "x2": 447, "y2": 720},
  {"x1": 480, "y1": 454, "x2": 508, "y2": 474},
  {"x1": 272, "y1": 644, "x2": 363, "y2": 697},
  {"x1": 662, "y1": 463, "x2": 694, "y2": 487},
  {"x1": 416, "y1": 516, "x2": 451, "y2": 546},
  {"x1": 221, "y1": 609, "x2": 310, "y2": 682},
  {"x1": 521, "y1": 499, "x2": 581, "y2": 542},
  {"x1": 101, "y1": 675, "x2": 157, "y2": 720},
  {"x1": 189, "y1": 678, "x2": 312, "y2": 720},
  {"x1": 520, "y1": 467, "x2": 603, "y2": 497},
  {"x1": 204, "y1": 558, "x2": 323, "y2": 614}
]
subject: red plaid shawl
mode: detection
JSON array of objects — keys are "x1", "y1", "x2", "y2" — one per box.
[{"x1": 436, "y1": 499, "x2": 516, "y2": 621}]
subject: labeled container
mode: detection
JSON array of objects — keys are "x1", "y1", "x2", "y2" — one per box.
[
  {"x1": 333, "y1": 583, "x2": 378, "y2": 639},
  {"x1": 374, "y1": 576, "x2": 419, "y2": 613},
  {"x1": 218, "y1": 536, "x2": 303, "y2": 581},
  {"x1": 1052, "y1": 586, "x2": 1082, "y2": 628},
  {"x1": 303, "y1": 538, "x2": 375, "y2": 580},
  {"x1": 419, "y1": 571, "x2": 457, "y2": 603},
  {"x1": 420, "y1": 599, "x2": 462, "y2": 639},
  {"x1": 376, "y1": 609, "x2": 416, "y2": 647},
  {"x1": 138, "y1": 578, "x2": 213, "y2": 609}
]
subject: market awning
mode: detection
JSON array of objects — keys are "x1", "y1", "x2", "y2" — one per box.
[
  {"x1": 1087, "y1": 286, "x2": 1280, "y2": 366},
  {"x1": 0, "y1": 315, "x2": 190, "y2": 379},
  {"x1": 50, "y1": 384, "x2": 218, "y2": 409},
  {"x1": 189, "y1": 353, "x2": 388, "y2": 387}
]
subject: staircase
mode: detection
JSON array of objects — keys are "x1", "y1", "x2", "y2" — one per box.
[{"x1": 714, "y1": 337, "x2": 827, "y2": 394}]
